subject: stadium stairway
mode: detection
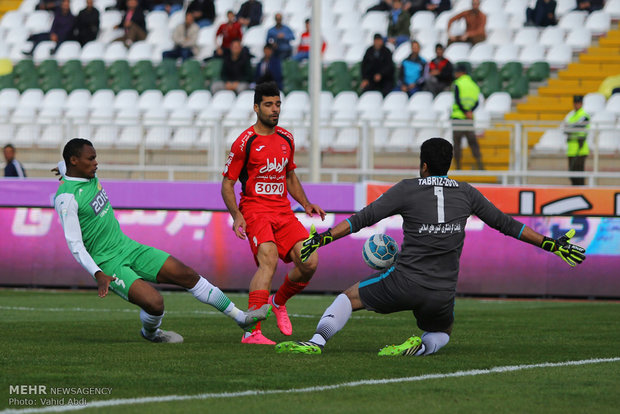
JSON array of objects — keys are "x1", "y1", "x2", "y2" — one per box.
[
  {"x1": 500, "y1": 22, "x2": 620, "y2": 147},
  {"x1": 0, "y1": 0, "x2": 21, "y2": 19}
]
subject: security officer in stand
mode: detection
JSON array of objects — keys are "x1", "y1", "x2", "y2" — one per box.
[
  {"x1": 563, "y1": 95, "x2": 590, "y2": 186},
  {"x1": 451, "y1": 63, "x2": 484, "y2": 171}
]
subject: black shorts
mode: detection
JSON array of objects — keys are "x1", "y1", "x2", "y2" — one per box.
[{"x1": 358, "y1": 266, "x2": 455, "y2": 332}]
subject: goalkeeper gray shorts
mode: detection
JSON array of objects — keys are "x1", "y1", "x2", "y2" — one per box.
[{"x1": 359, "y1": 267, "x2": 455, "y2": 332}]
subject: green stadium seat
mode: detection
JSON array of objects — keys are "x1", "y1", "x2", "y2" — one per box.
[
  {"x1": 37, "y1": 59, "x2": 59, "y2": 77},
  {"x1": 16, "y1": 77, "x2": 39, "y2": 92},
  {"x1": 472, "y1": 61, "x2": 498, "y2": 82},
  {"x1": 180, "y1": 60, "x2": 201, "y2": 78},
  {"x1": 504, "y1": 75, "x2": 529, "y2": 99},
  {"x1": 159, "y1": 75, "x2": 181, "y2": 93},
  {"x1": 326, "y1": 61, "x2": 353, "y2": 94},
  {"x1": 13, "y1": 60, "x2": 36, "y2": 78},
  {"x1": 84, "y1": 60, "x2": 105, "y2": 77},
  {"x1": 282, "y1": 59, "x2": 302, "y2": 93},
  {"x1": 480, "y1": 71, "x2": 501, "y2": 97},
  {"x1": 499, "y1": 61, "x2": 523, "y2": 82},
  {"x1": 0, "y1": 73, "x2": 14, "y2": 89},
  {"x1": 135, "y1": 77, "x2": 158, "y2": 93},
  {"x1": 107, "y1": 60, "x2": 131, "y2": 78},
  {"x1": 157, "y1": 59, "x2": 178, "y2": 77},
  {"x1": 132, "y1": 60, "x2": 155, "y2": 78},
  {"x1": 86, "y1": 76, "x2": 108, "y2": 92},
  {"x1": 349, "y1": 62, "x2": 361, "y2": 93},
  {"x1": 204, "y1": 58, "x2": 223, "y2": 82},
  {"x1": 527, "y1": 61, "x2": 550, "y2": 82}
]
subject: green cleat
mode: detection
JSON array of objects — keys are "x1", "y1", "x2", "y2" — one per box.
[
  {"x1": 275, "y1": 341, "x2": 322, "y2": 355},
  {"x1": 378, "y1": 335, "x2": 424, "y2": 356}
]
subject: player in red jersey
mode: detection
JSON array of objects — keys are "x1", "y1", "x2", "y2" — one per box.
[{"x1": 221, "y1": 81, "x2": 326, "y2": 344}]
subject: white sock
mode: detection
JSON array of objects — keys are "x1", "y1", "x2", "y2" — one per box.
[
  {"x1": 189, "y1": 276, "x2": 246, "y2": 324},
  {"x1": 420, "y1": 331, "x2": 450, "y2": 355},
  {"x1": 311, "y1": 294, "x2": 353, "y2": 347},
  {"x1": 140, "y1": 309, "x2": 163, "y2": 339}
]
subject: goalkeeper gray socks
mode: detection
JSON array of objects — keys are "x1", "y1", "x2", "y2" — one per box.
[
  {"x1": 310, "y1": 293, "x2": 353, "y2": 346},
  {"x1": 420, "y1": 332, "x2": 450, "y2": 355}
]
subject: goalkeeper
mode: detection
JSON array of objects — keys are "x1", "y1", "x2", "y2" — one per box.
[
  {"x1": 54, "y1": 139, "x2": 270, "y2": 343},
  {"x1": 277, "y1": 137, "x2": 586, "y2": 356}
]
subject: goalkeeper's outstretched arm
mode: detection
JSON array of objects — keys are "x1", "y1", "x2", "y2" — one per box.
[{"x1": 518, "y1": 226, "x2": 586, "y2": 267}]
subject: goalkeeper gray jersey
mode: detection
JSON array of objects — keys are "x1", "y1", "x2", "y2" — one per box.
[{"x1": 348, "y1": 176, "x2": 525, "y2": 291}]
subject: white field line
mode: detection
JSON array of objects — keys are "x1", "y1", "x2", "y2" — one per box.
[
  {"x1": 0, "y1": 306, "x2": 392, "y2": 320},
  {"x1": 2, "y1": 357, "x2": 619, "y2": 414}
]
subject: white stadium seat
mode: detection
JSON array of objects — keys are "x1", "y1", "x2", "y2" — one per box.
[
  {"x1": 468, "y1": 42, "x2": 494, "y2": 66},
  {"x1": 1, "y1": 11, "x2": 25, "y2": 30},
  {"x1": 25, "y1": 10, "x2": 52, "y2": 33},
  {"x1": 114, "y1": 89, "x2": 139, "y2": 112},
  {"x1": 104, "y1": 41, "x2": 127, "y2": 64},
  {"x1": 518, "y1": 43, "x2": 545, "y2": 67},
  {"x1": 583, "y1": 93, "x2": 606, "y2": 115},
  {"x1": 545, "y1": 44, "x2": 572, "y2": 68},
  {"x1": 534, "y1": 129, "x2": 565, "y2": 152},
  {"x1": 444, "y1": 42, "x2": 471, "y2": 63},
  {"x1": 80, "y1": 41, "x2": 105, "y2": 63},
  {"x1": 32, "y1": 41, "x2": 56, "y2": 63},
  {"x1": 484, "y1": 92, "x2": 512, "y2": 118},
  {"x1": 0, "y1": 88, "x2": 20, "y2": 111},
  {"x1": 559, "y1": 11, "x2": 588, "y2": 31},
  {"x1": 137, "y1": 90, "x2": 164, "y2": 113},
  {"x1": 585, "y1": 10, "x2": 611, "y2": 36},
  {"x1": 566, "y1": 28, "x2": 592, "y2": 51},
  {"x1": 539, "y1": 26, "x2": 565, "y2": 48},
  {"x1": 146, "y1": 10, "x2": 168, "y2": 31},
  {"x1": 487, "y1": 28, "x2": 513, "y2": 47},
  {"x1": 127, "y1": 41, "x2": 153, "y2": 64},
  {"x1": 605, "y1": 94, "x2": 620, "y2": 115},
  {"x1": 186, "y1": 90, "x2": 211, "y2": 114},
  {"x1": 513, "y1": 27, "x2": 539, "y2": 47},
  {"x1": 162, "y1": 90, "x2": 188, "y2": 112},
  {"x1": 411, "y1": 11, "x2": 435, "y2": 31},
  {"x1": 54, "y1": 41, "x2": 81, "y2": 64},
  {"x1": 604, "y1": 0, "x2": 620, "y2": 19}
]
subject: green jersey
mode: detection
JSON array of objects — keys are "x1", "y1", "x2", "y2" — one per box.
[{"x1": 54, "y1": 175, "x2": 130, "y2": 275}]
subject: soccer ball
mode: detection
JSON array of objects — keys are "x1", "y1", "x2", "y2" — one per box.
[{"x1": 362, "y1": 234, "x2": 399, "y2": 270}]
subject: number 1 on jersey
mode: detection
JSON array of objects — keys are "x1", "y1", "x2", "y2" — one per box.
[{"x1": 434, "y1": 186, "x2": 445, "y2": 223}]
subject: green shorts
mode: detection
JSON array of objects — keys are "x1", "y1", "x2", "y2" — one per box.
[{"x1": 97, "y1": 240, "x2": 170, "y2": 301}]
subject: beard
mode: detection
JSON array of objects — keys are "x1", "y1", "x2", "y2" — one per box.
[{"x1": 259, "y1": 112, "x2": 279, "y2": 128}]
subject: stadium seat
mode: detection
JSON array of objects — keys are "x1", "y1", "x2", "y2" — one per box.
[
  {"x1": 162, "y1": 89, "x2": 188, "y2": 112},
  {"x1": 566, "y1": 28, "x2": 592, "y2": 51},
  {"x1": 513, "y1": 27, "x2": 539, "y2": 47},
  {"x1": 480, "y1": 71, "x2": 502, "y2": 97},
  {"x1": 167, "y1": 10, "x2": 185, "y2": 31},
  {"x1": 1, "y1": 11, "x2": 25, "y2": 30},
  {"x1": 412, "y1": 107, "x2": 440, "y2": 127},
  {"x1": 604, "y1": 94, "x2": 620, "y2": 115},
  {"x1": 104, "y1": 42, "x2": 128, "y2": 65},
  {"x1": 444, "y1": 42, "x2": 471, "y2": 64},
  {"x1": 17, "y1": 88, "x2": 44, "y2": 110},
  {"x1": 100, "y1": 10, "x2": 122, "y2": 30},
  {"x1": 39, "y1": 124, "x2": 65, "y2": 147},
  {"x1": 361, "y1": 12, "x2": 387, "y2": 34},
  {"x1": 39, "y1": 89, "x2": 68, "y2": 123},
  {"x1": 89, "y1": 89, "x2": 115, "y2": 112},
  {"x1": 583, "y1": 93, "x2": 606, "y2": 115},
  {"x1": 499, "y1": 61, "x2": 523, "y2": 82},
  {"x1": 556, "y1": 0, "x2": 576, "y2": 16},
  {"x1": 519, "y1": 44, "x2": 545, "y2": 67},
  {"x1": 534, "y1": 128, "x2": 565, "y2": 152},
  {"x1": 382, "y1": 91, "x2": 409, "y2": 114},
  {"x1": 468, "y1": 42, "x2": 495, "y2": 66},
  {"x1": 597, "y1": 130, "x2": 620, "y2": 153},
  {"x1": 186, "y1": 90, "x2": 211, "y2": 114},
  {"x1": 604, "y1": 0, "x2": 620, "y2": 19},
  {"x1": 0, "y1": 88, "x2": 20, "y2": 112},
  {"x1": 546, "y1": 44, "x2": 572, "y2": 68},
  {"x1": 357, "y1": 91, "x2": 383, "y2": 115},
  {"x1": 407, "y1": 91, "x2": 434, "y2": 113},
  {"x1": 344, "y1": 43, "x2": 367, "y2": 66},
  {"x1": 526, "y1": 61, "x2": 550, "y2": 82},
  {"x1": 80, "y1": 41, "x2": 105, "y2": 63},
  {"x1": 332, "y1": 128, "x2": 359, "y2": 151},
  {"x1": 484, "y1": 92, "x2": 512, "y2": 118},
  {"x1": 168, "y1": 107, "x2": 194, "y2": 126},
  {"x1": 493, "y1": 43, "x2": 519, "y2": 66},
  {"x1": 92, "y1": 125, "x2": 118, "y2": 148},
  {"x1": 113, "y1": 89, "x2": 139, "y2": 112},
  {"x1": 127, "y1": 41, "x2": 153, "y2": 64},
  {"x1": 585, "y1": 10, "x2": 611, "y2": 36},
  {"x1": 196, "y1": 89, "x2": 236, "y2": 125},
  {"x1": 24, "y1": 10, "x2": 52, "y2": 33},
  {"x1": 590, "y1": 110, "x2": 616, "y2": 128},
  {"x1": 505, "y1": 75, "x2": 529, "y2": 99},
  {"x1": 146, "y1": 10, "x2": 168, "y2": 32},
  {"x1": 137, "y1": 89, "x2": 164, "y2": 113},
  {"x1": 5, "y1": 27, "x2": 29, "y2": 47},
  {"x1": 116, "y1": 106, "x2": 140, "y2": 125},
  {"x1": 170, "y1": 126, "x2": 200, "y2": 148},
  {"x1": 559, "y1": 10, "x2": 588, "y2": 31},
  {"x1": 14, "y1": 124, "x2": 40, "y2": 146},
  {"x1": 64, "y1": 88, "x2": 91, "y2": 112},
  {"x1": 415, "y1": 127, "x2": 443, "y2": 148},
  {"x1": 487, "y1": 28, "x2": 513, "y2": 47},
  {"x1": 33, "y1": 41, "x2": 56, "y2": 64},
  {"x1": 116, "y1": 126, "x2": 142, "y2": 148},
  {"x1": 54, "y1": 41, "x2": 81, "y2": 64},
  {"x1": 504, "y1": 0, "x2": 529, "y2": 17},
  {"x1": 432, "y1": 91, "x2": 454, "y2": 120},
  {"x1": 472, "y1": 61, "x2": 497, "y2": 82},
  {"x1": 284, "y1": 90, "x2": 310, "y2": 113},
  {"x1": 539, "y1": 26, "x2": 566, "y2": 48},
  {"x1": 411, "y1": 11, "x2": 435, "y2": 32}
]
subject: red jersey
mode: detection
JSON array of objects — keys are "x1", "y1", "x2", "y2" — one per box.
[
  {"x1": 216, "y1": 21, "x2": 243, "y2": 49},
  {"x1": 223, "y1": 125, "x2": 297, "y2": 212}
]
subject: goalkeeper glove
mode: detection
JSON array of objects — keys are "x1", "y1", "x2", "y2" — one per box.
[
  {"x1": 300, "y1": 224, "x2": 333, "y2": 262},
  {"x1": 540, "y1": 229, "x2": 586, "y2": 267}
]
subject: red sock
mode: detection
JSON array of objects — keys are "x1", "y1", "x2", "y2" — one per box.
[
  {"x1": 274, "y1": 274, "x2": 309, "y2": 307},
  {"x1": 248, "y1": 289, "x2": 269, "y2": 331}
]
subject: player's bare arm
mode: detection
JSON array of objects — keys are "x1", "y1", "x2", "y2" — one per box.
[
  {"x1": 221, "y1": 176, "x2": 247, "y2": 239},
  {"x1": 94, "y1": 271, "x2": 117, "y2": 298},
  {"x1": 286, "y1": 170, "x2": 325, "y2": 220}
]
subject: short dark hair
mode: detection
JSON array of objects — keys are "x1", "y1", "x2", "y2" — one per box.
[
  {"x1": 3, "y1": 143, "x2": 15, "y2": 151},
  {"x1": 454, "y1": 62, "x2": 469, "y2": 74},
  {"x1": 435, "y1": 43, "x2": 444, "y2": 50},
  {"x1": 63, "y1": 138, "x2": 93, "y2": 165},
  {"x1": 573, "y1": 95, "x2": 583, "y2": 103},
  {"x1": 254, "y1": 81, "x2": 280, "y2": 105},
  {"x1": 373, "y1": 33, "x2": 383, "y2": 40},
  {"x1": 420, "y1": 137, "x2": 453, "y2": 176}
]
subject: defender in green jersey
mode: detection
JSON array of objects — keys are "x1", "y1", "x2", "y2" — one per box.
[{"x1": 55, "y1": 139, "x2": 270, "y2": 343}]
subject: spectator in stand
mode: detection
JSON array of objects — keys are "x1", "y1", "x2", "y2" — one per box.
[
  {"x1": 211, "y1": 39, "x2": 253, "y2": 93},
  {"x1": 75, "y1": 0, "x2": 100, "y2": 46},
  {"x1": 563, "y1": 95, "x2": 590, "y2": 186},
  {"x1": 266, "y1": 13, "x2": 295, "y2": 61},
  {"x1": 254, "y1": 43, "x2": 283, "y2": 90},
  {"x1": 293, "y1": 18, "x2": 326, "y2": 62},
  {"x1": 148, "y1": 0, "x2": 184, "y2": 15},
  {"x1": 366, "y1": 0, "x2": 393, "y2": 13},
  {"x1": 447, "y1": 0, "x2": 486, "y2": 45},
  {"x1": 188, "y1": 0, "x2": 216, "y2": 27},
  {"x1": 36, "y1": 0, "x2": 61, "y2": 11},
  {"x1": 214, "y1": 10, "x2": 243, "y2": 57},
  {"x1": 575, "y1": 0, "x2": 604, "y2": 13},
  {"x1": 425, "y1": 43, "x2": 453, "y2": 96},
  {"x1": 399, "y1": 40, "x2": 427, "y2": 96},
  {"x1": 408, "y1": 0, "x2": 451, "y2": 16},
  {"x1": 361, "y1": 33, "x2": 395, "y2": 96},
  {"x1": 526, "y1": 0, "x2": 558, "y2": 27},
  {"x1": 3, "y1": 144, "x2": 26, "y2": 178},
  {"x1": 162, "y1": 12, "x2": 199, "y2": 61},
  {"x1": 237, "y1": 0, "x2": 263, "y2": 28},
  {"x1": 25, "y1": 0, "x2": 75, "y2": 55},
  {"x1": 114, "y1": 0, "x2": 147, "y2": 48},
  {"x1": 387, "y1": 0, "x2": 411, "y2": 48}
]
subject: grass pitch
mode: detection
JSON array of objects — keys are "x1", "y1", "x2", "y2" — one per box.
[{"x1": 1, "y1": 289, "x2": 619, "y2": 413}]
